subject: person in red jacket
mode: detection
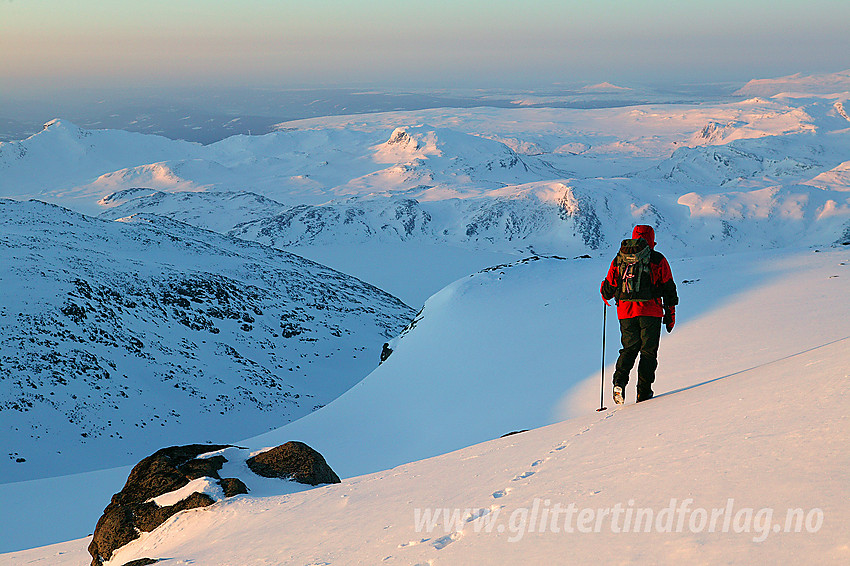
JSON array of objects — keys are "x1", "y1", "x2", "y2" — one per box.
[{"x1": 600, "y1": 225, "x2": 677, "y2": 404}]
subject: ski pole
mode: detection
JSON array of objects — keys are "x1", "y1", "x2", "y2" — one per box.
[{"x1": 597, "y1": 301, "x2": 608, "y2": 412}]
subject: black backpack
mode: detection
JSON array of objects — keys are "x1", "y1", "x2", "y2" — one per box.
[{"x1": 614, "y1": 238, "x2": 657, "y2": 302}]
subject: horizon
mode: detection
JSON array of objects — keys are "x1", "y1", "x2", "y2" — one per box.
[{"x1": 2, "y1": 0, "x2": 849, "y2": 95}]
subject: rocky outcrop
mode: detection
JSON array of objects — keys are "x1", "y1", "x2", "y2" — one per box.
[
  {"x1": 220, "y1": 477, "x2": 250, "y2": 497},
  {"x1": 246, "y1": 441, "x2": 341, "y2": 486},
  {"x1": 88, "y1": 444, "x2": 233, "y2": 565},
  {"x1": 89, "y1": 441, "x2": 340, "y2": 566},
  {"x1": 380, "y1": 342, "x2": 393, "y2": 363}
]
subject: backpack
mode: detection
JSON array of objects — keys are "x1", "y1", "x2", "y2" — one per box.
[{"x1": 614, "y1": 238, "x2": 657, "y2": 302}]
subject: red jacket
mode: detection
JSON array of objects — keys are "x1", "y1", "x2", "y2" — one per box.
[{"x1": 601, "y1": 226, "x2": 678, "y2": 319}]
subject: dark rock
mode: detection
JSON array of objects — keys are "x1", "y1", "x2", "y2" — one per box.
[
  {"x1": 500, "y1": 430, "x2": 529, "y2": 438},
  {"x1": 379, "y1": 342, "x2": 393, "y2": 363},
  {"x1": 89, "y1": 505, "x2": 137, "y2": 565},
  {"x1": 114, "y1": 444, "x2": 230, "y2": 505},
  {"x1": 178, "y1": 455, "x2": 227, "y2": 480},
  {"x1": 220, "y1": 477, "x2": 250, "y2": 497},
  {"x1": 134, "y1": 492, "x2": 216, "y2": 532},
  {"x1": 120, "y1": 558, "x2": 159, "y2": 566},
  {"x1": 246, "y1": 441, "x2": 341, "y2": 486},
  {"x1": 88, "y1": 444, "x2": 231, "y2": 566},
  {"x1": 89, "y1": 441, "x2": 339, "y2": 565},
  {"x1": 61, "y1": 302, "x2": 87, "y2": 322}
]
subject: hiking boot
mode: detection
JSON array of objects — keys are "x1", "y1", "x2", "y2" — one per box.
[
  {"x1": 636, "y1": 391, "x2": 654, "y2": 403},
  {"x1": 613, "y1": 385, "x2": 624, "y2": 405}
]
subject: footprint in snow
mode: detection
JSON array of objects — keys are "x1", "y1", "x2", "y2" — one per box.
[
  {"x1": 432, "y1": 531, "x2": 463, "y2": 550},
  {"x1": 512, "y1": 470, "x2": 535, "y2": 481},
  {"x1": 492, "y1": 488, "x2": 512, "y2": 498},
  {"x1": 398, "y1": 538, "x2": 430, "y2": 548},
  {"x1": 465, "y1": 507, "x2": 493, "y2": 523}
]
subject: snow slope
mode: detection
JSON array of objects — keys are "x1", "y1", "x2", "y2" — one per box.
[
  {"x1": 0, "y1": 200, "x2": 414, "y2": 483},
  {"x1": 239, "y1": 245, "x2": 850, "y2": 480},
  {"x1": 3, "y1": 243, "x2": 847, "y2": 557},
  {"x1": 5, "y1": 245, "x2": 847, "y2": 565}
]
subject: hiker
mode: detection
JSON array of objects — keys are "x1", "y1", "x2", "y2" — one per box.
[{"x1": 599, "y1": 225, "x2": 678, "y2": 404}]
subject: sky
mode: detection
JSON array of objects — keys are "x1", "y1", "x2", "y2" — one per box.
[{"x1": 1, "y1": 0, "x2": 849, "y2": 94}]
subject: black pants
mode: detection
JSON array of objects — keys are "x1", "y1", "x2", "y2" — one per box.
[{"x1": 613, "y1": 316, "x2": 662, "y2": 399}]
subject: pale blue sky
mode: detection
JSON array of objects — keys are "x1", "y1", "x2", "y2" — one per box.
[{"x1": 2, "y1": 0, "x2": 848, "y2": 91}]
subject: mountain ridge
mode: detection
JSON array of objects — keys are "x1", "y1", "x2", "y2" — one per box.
[{"x1": 1, "y1": 199, "x2": 415, "y2": 482}]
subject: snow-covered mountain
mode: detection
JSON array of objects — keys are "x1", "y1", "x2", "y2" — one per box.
[
  {"x1": 734, "y1": 69, "x2": 850, "y2": 97},
  {"x1": 224, "y1": 183, "x2": 616, "y2": 251},
  {"x1": 0, "y1": 120, "x2": 204, "y2": 212},
  {"x1": 0, "y1": 199, "x2": 414, "y2": 483},
  {"x1": 0, "y1": 120, "x2": 549, "y2": 215},
  {"x1": 6, "y1": 84, "x2": 850, "y2": 253},
  {"x1": 6, "y1": 90, "x2": 844, "y2": 264},
  {"x1": 97, "y1": 189, "x2": 291, "y2": 233},
  {"x1": 86, "y1": 95, "x2": 850, "y2": 259}
]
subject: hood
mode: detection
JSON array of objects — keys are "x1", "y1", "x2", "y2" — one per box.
[{"x1": 632, "y1": 225, "x2": 656, "y2": 248}]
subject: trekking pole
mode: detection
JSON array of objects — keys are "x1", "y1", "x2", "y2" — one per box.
[{"x1": 596, "y1": 302, "x2": 608, "y2": 412}]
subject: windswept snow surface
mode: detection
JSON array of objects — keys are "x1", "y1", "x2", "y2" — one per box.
[
  {"x1": 5, "y1": 246, "x2": 847, "y2": 565},
  {"x1": 242, "y1": 246, "x2": 850, "y2": 480}
]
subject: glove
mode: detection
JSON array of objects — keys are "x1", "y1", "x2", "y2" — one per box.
[
  {"x1": 600, "y1": 280, "x2": 614, "y2": 305},
  {"x1": 663, "y1": 306, "x2": 675, "y2": 333}
]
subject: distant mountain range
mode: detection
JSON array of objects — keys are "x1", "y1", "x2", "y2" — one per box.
[
  {"x1": 2, "y1": 84, "x2": 848, "y2": 260},
  {"x1": 734, "y1": 69, "x2": 850, "y2": 97}
]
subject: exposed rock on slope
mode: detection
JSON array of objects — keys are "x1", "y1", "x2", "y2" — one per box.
[
  {"x1": 0, "y1": 200, "x2": 415, "y2": 482},
  {"x1": 246, "y1": 441, "x2": 341, "y2": 485},
  {"x1": 88, "y1": 442, "x2": 339, "y2": 565}
]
